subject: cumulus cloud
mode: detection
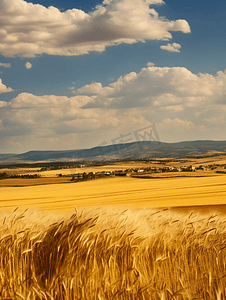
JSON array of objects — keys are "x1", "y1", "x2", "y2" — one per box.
[
  {"x1": 147, "y1": 62, "x2": 155, "y2": 67},
  {"x1": 0, "y1": 62, "x2": 11, "y2": 68},
  {"x1": 0, "y1": 92, "x2": 151, "y2": 151},
  {"x1": 158, "y1": 118, "x2": 206, "y2": 132},
  {"x1": 156, "y1": 117, "x2": 209, "y2": 142},
  {"x1": 160, "y1": 42, "x2": 181, "y2": 52},
  {"x1": 0, "y1": 78, "x2": 13, "y2": 93},
  {"x1": 25, "y1": 62, "x2": 32, "y2": 69},
  {"x1": 0, "y1": 101, "x2": 7, "y2": 107},
  {"x1": 1, "y1": 92, "x2": 148, "y2": 135},
  {"x1": 2, "y1": 65, "x2": 226, "y2": 151},
  {"x1": 73, "y1": 66, "x2": 226, "y2": 110},
  {"x1": 0, "y1": 0, "x2": 190, "y2": 57},
  {"x1": 156, "y1": 118, "x2": 208, "y2": 142}
]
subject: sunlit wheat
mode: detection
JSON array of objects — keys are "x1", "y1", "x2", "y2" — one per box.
[{"x1": 1, "y1": 207, "x2": 226, "y2": 299}]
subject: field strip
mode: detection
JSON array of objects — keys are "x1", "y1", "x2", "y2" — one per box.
[
  {"x1": 2, "y1": 189, "x2": 226, "y2": 210},
  {"x1": 1, "y1": 176, "x2": 226, "y2": 211},
  {"x1": 1, "y1": 185, "x2": 226, "y2": 204},
  {"x1": 1, "y1": 176, "x2": 226, "y2": 201}
]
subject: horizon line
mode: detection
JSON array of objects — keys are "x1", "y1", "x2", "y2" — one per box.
[{"x1": 1, "y1": 139, "x2": 226, "y2": 155}]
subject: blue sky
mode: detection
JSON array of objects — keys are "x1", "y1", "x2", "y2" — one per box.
[{"x1": 0, "y1": 0, "x2": 226, "y2": 153}]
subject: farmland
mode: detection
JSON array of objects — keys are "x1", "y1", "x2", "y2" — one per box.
[
  {"x1": 1, "y1": 174, "x2": 226, "y2": 212},
  {"x1": 2, "y1": 154, "x2": 226, "y2": 178},
  {"x1": 1, "y1": 206, "x2": 226, "y2": 299},
  {"x1": 1, "y1": 158, "x2": 226, "y2": 299}
]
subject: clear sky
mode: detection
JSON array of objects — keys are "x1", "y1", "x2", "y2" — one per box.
[{"x1": 0, "y1": 0, "x2": 226, "y2": 153}]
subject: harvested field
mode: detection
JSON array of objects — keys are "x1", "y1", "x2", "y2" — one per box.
[
  {"x1": 0, "y1": 177, "x2": 71, "y2": 187},
  {"x1": 0, "y1": 167, "x2": 41, "y2": 175}
]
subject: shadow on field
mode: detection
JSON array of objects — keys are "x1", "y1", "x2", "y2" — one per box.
[{"x1": 169, "y1": 203, "x2": 226, "y2": 216}]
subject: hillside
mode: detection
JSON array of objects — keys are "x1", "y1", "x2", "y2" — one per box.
[{"x1": 1, "y1": 140, "x2": 226, "y2": 163}]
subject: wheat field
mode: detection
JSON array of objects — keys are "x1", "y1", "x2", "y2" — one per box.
[
  {"x1": 1, "y1": 206, "x2": 226, "y2": 299},
  {"x1": 1, "y1": 176, "x2": 226, "y2": 299},
  {"x1": 1, "y1": 175, "x2": 226, "y2": 211}
]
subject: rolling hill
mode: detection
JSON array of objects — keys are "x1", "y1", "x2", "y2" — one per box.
[{"x1": 1, "y1": 140, "x2": 226, "y2": 163}]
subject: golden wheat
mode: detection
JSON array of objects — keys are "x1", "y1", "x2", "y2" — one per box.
[
  {"x1": 2, "y1": 176, "x2": 226, "y2": 212},
  {"x1": 1, "y1": 207, "x2": 226, "y2": 299}
]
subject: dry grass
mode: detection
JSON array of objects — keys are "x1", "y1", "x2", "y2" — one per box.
[{"x1": 1, "y1": 206, "x2": 226, "y2": 299}]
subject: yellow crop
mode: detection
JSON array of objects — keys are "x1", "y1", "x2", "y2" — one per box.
[
  {"x1": 1, "y1": 207, "x2": 226, "y2": 299},
  {"x1": 1, "y1": 176, "x2": 226, "y2": 211}
]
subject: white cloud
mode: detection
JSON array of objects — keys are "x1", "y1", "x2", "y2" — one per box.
[
  {"x1": 0, "y1": 101, "x2": 7, "y2": 108},
  {"x1": 0, "y1": 62, "x2": 11, "y2": 68},
  {"x1": 25, "y1": 62, "x2": 32, "y2": 69},
  {"x1": 204, "y1": 115, "x2": 226, "y2": 124},
  {"x1": 156, "y1": 118, "x2": 208, "y2": 142},
  {"x1": 0, "y1": 0, "x2": 190, "y2": 57},
  {"x1": 0, "y1": 78, "x2": 13, "y2": 93},
  {"x1": 74, "y1": 66, "x2": 226, "y2": 111},
  {"x1": 75, "y1": 82, "x2": 105, "y2": 95},
  {"x1": 147, "y1": 62, "x2": 155, "y2": 67},
  {"x1": 1, "y1": 92, "x2": 148, "y2": 134},
  {"x1": 160, "y1": 42, "x2": 181, "y2": 52},
  {"x1": 0, "y1": 92, "x2": 150, "y2": 151},
  {"x1": 3, "y1": 65, "x2": 226, "y2": 151},
  {"x1": 158, "y1": 118, "x2": 206, "y2": 132}
]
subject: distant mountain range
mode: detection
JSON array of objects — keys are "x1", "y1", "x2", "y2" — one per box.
[{"x1": 1, "y1": 140, "x2": 226, "y2": 164}]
